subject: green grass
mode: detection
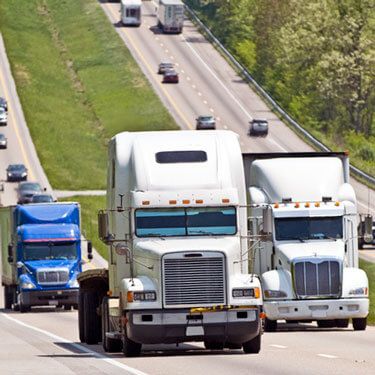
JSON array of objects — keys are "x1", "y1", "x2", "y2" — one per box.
[
  {"x1": 0, "y1": 0, "x2": 177, "y2": 190},
  {"x1": 359, "y1": 259, "x2": 375, "y2": 325},
  {"x1": 60, "y1": 195, "x2": 108, "y2": 261}
]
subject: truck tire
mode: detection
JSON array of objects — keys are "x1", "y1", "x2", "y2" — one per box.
[
  {"x1": 102, "y1": 297, "x2": 122, "y2": 352},
  {"x1": 204, "y1": 341, "x2": 224, "y2": 350},
  {"x1": 4, "y1": 286, "x2": 13, "y2": 309},
  {"x1": 83, "y1": 291, "x2": 101, "y2": 344},
  {"x1": 122, "y1": 331, "x2": 142, "y2": 357},
  {"x1": 78, "y1": 291, "x2": 85, "y2": 343},
  {"x1": 335, "y1": 319, "x2": 349, "y2": 328},
  {"x1": 264, "y1": 318, "x2": 277, "y2": 332},
  {"x1": 317, "y1": 320, "x2": 335, "y2": 328},
  {"x1": 19, "y1": 302, "x2": 30, "y2": 313},
  {"x1": 243, "y1": 333, "x2": 261, "y2": 354},
  {"x1": 352, "y1": 317, "x2": 367, "y2": 331}
]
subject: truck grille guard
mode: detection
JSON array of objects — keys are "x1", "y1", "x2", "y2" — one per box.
[{"x1": 292, "y1": 258, "x2": 342, "y2": 299}]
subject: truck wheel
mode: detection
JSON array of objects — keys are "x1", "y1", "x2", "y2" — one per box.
[
  {"x1": 19, "y1": 302, "x2": 30, "y2": 313},
  {"x1": 83, "y1": 291, "x2": 101, "y2": 344},
  {"x1": 264, "y1": 318, "x2": 277, "y2": 332},
  {"x1": 317, "y1": 320, "x2": 335, "y2": 328},
  {"x1": 122, "y1": 332, "x2": 142, "y2": 357},
  {"x1": 78, "y1": 291, "x2": 85, "y2": 342},
  {"x1": 102, "y1": 297, "x2": 122, "y2": 352},
  {"x1": 352, "y1": 318, "x2": 367, "y2": 331},
  {"x1": 204, "y1": 341, "x2": 224, "y2": 350},
  {"x1": 243, "y1": 333, "x2": 261, "y2": 354},
  {"x1": 335, "y1": 319, "x2": 349, "y2": 328},
  {"x1": 4, "y1": 286, "x2": 13, "y2": 309}
]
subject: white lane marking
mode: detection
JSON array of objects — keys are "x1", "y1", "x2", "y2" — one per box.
[
  {"x1": 198, "y1": 92, "x2": 202, "y2": 96},
  {"x1": 175, "y1": 62, "x2": 179, "y2": 67},
  {"x1": 318, "y1": 354, "x2": 338, "y2": 359},
  {"x1": 165, "y1": 49, "x2": 169, "y2": 53},
  {"x1": 181, "y1": 33, "x2": 287, "y2": 152},
  {"x1": 210, "y1": 108, "x2": 214, "y2": 113},
  {"x1": 155, "y1": 37, "x2": 159, "y2": 41},
  {"x1": 269, "y1": 344, "x2": 287, "y2": 349},
  {"x1": 203, "y1": 100, "x2": 207, "y2": 104},
  {"x1": 217, "y1": 117, "x2": 221, "y2": 121},
  {"x1": 192, "y1": 84, "x2": 196, "y2": 89},
  {"x1": 170, "y1": 56, "x2": 174, "y2": 60},
  {"x1": 1, "y1": 313, "x2": 149, "y2": 375},
  {"x1": 160, "y1": 43, "x2": 164, "y2": 47},
  {"x1": 224, "y1": 125, "x2": 228, "y2": 129}
]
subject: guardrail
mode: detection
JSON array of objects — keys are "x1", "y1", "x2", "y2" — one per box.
[{"x1": 184, "y1": 5, "x2": 375, "y2": 189}]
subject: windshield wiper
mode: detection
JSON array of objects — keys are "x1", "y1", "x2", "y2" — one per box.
[{"x1": 290, "y1": 237, "x2": 307, "y2": 242}]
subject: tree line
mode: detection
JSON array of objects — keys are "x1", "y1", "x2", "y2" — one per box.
[{"x1": 187, "y1": 0, "x2": 375, "y2": 172}]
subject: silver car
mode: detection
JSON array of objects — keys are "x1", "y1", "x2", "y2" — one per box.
[
  {"x1": 0, "y1": 134, "x2": 7, "y2": 149},
  {"x1": 248, "y1": 118, "x2": 269, "y2": 137},
  {"x1": 196, "y1": 115, "x2": 216, "y2": 130},
  {"x1": 0, "y1": 107, "x2": 7, "y2": 126}
]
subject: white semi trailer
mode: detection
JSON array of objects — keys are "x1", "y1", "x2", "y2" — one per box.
[
  {"x1": 244, "y1": 152, "x2": 369, "y2": 331},
  {"x1": 120, "y1": 0, "x2": 142, "y2": 26},
  {"x1": 78, "y1": 130, "x2": 263, "y2": 356},
  {"x1": 157, "y1": 0, "x2": 184, "y2": 33}
]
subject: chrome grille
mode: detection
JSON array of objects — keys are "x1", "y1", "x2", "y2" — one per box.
[
  {"x1": 163, "y1": 252, "x2": 225, "y2": 307},
  {"x1": 293, "y1": 259, "x2": 341, "y2": 299},
  {"x1": 37, "y1": 269, "x2": 69, "y2": 286}
]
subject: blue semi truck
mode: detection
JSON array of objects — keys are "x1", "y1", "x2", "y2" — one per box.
[{"x1": 0, "y1": 203, "x2": 91, "y2": 312}]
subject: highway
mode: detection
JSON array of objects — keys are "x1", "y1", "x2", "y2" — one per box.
[{"x1": 0, "y1": 1, "x2": 375, "y2": 374}]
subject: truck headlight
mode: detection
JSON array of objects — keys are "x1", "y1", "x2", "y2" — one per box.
[
  {"x1": 349, "y1": 287, "x2": 368, "y2": 296},
  {"x1": 68, "y1": 278, "x2": 79, "y2": 288},
  {"x1": 264, "y1": 290, "x2": 287, "y2": 299},
  {"x1": 127, "y1": 291, "x2": 156, "y2": 302},
  {"x1": 232, "y1": 287, "x2": 260, "y2": 298},
  {"x1": 21, "y1": 281, "x2": 36, "y2": 290}
]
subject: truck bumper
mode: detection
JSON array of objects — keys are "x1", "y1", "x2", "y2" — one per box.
[
  {"x1": 20, "y1": 289, "x2": 79, "y2": 307},
  {"x1": 126, "y1": 307, "x2": 261, "y2": 345},
  {"x1": 264, "y1": 298, "x2": 369, "y2": 321}
]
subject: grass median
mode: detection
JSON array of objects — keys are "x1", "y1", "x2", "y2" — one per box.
[
  {"x1": 359, "y1": 259, "x2": 375, "y2": 325},
  {"x1": 0, "y1": 0, "x2": 177, "y2": 190}
]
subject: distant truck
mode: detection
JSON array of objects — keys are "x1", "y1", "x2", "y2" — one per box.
[
  {"x1": 78, "y1": 130, "x2": 263, "y2": 356},
  {"x1": 120, "y1": 0, "x2": 142, "y2": 26},
  {"x1": 244, "y1": 152, "x2": 369, "y2": 331},
  {"x1": 1, "y1": 203, "x2": 91, "y2": 312},
  {"x1": 157, "y1": 0, "x2": 184, "y2": 33},
  {"x1": 358, "y1": 214, "x2": 374, "y2": 248}
]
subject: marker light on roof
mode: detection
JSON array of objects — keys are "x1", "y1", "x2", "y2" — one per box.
[
  {"x1": 315, "y1": 202, "x2": 320, "y2": 207},
  {"x1": 222, "y1": 198, "x2": 230, "y2": 203},
  {"x1": 196, "y1": 199, "x2": 203, "y2": 204},
  {"x1": 274, "y1": 203, "x2": 279, "y2": 208},
  {"x1": 142, "y1": 200, "x2": 150, "y2": 205},
  {"x1": 305, "y1": 202, "x2": 310, "y2": 208},
  {"x1": 295, "y1": 203, "x2": 300, "y2": 208},
  {"x1": 169, "y1": 200, "x2": 177, "y2": 205},
  {"x1": 182, "y1": 199, "x2": 190, "y2": 204},
  {"x1": 335, "y1": 201, "x2": 340, "y2": 206}
]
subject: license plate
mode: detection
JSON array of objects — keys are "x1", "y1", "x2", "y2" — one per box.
[
  {"x1": 186, "y1": 326, "x2": 204, "y2": 336},
  {"x1": 48, "y1": 300, "x2": 58, "y2": 306}
]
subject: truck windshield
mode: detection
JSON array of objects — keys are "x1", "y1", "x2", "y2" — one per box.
[
  {"x1": 23, "y1": 242, "x2": 77, "y2": 261},
  {"x1": 135, "y1": 207, "x2": 237, "y2": 237},
  {"x1": 275, "y1": 216, "x2": 343, "y2": 241}
]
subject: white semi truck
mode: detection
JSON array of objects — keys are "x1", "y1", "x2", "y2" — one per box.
[
  {"x1": 244, "y1": 152, "x2": 369, "y2": 331},
  {"x1": 78, "y1": 130, "x2": 263, "y2": 356},
  {"x1": 120, "y1": 0, "x2": 142, "y2": 26},
  {"x1": 157, "y1": 0, "x2": 184, "y2": 33}
]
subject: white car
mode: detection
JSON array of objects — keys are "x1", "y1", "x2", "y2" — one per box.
[{"x1": 0, "y1": 107, "x2": 7, "y2": 126}]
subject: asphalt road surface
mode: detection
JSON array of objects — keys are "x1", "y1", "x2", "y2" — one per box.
[{"x1": 0, "y1": 2, "x2": 375, "y2": 374}]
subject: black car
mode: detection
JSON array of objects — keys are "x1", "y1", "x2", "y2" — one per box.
[
  {"x1": 6, "y1": 164, "x2": 28, "y2": 182},
  {"x1": 163, "y1": 70, "x2": 179, "y2": 83},
  {"x1": 0, "y1": 97, "x2": 7, "y2": 112},
  {"x1": 248, "y1": 118, "x2": 269, "y2": 137},
  {"x1": 31, "y1": 193, "x2": 54, "y2": 203},
  {"x1": 17, "y1": 182, "x2": 43, "y2": 204}
]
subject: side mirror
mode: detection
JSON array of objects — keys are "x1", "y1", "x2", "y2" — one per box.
[
  {"x1": 87, "y1": 241, "x2": 93, "y2": 260},
  {"x1": 7, "y1": 255, "x2": 13, "y2": 263},
  {"x1": 98, "y1": 211, "x2": 113, "y2": 244}
]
